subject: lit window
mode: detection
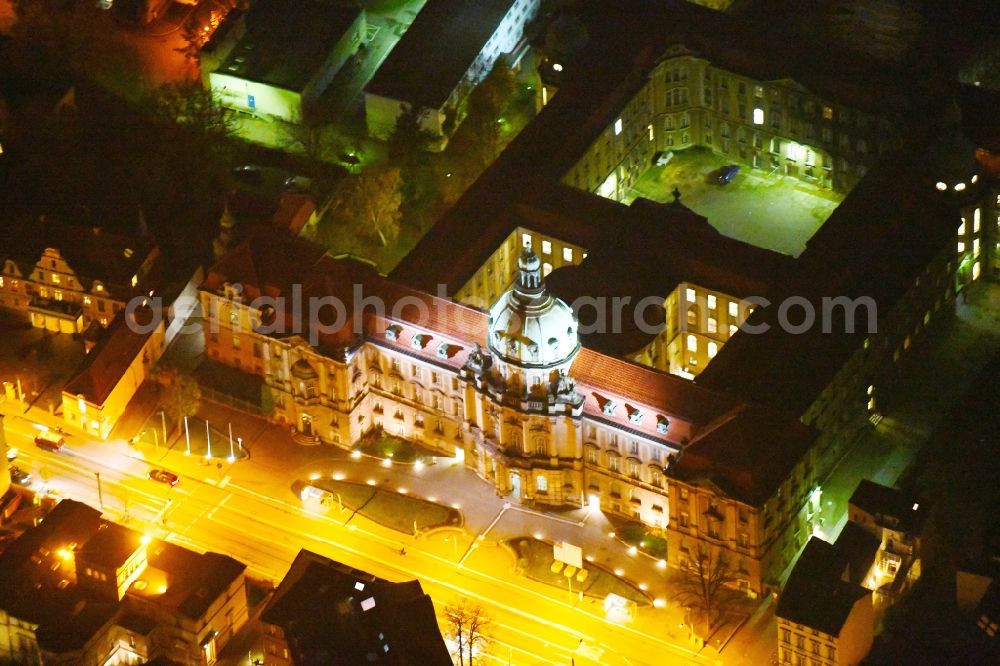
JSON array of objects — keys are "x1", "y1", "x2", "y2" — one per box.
[
  {"x1": 707, "y1": 317, "x2": 718, "y2": 333},
  {"x1": 973, "y1": 261, "x2": 981, "y2": 280},
  {"x1": 707, "y1": 341, "x2": 718, "y2": 358},
  {"x1": 822, "y1": 106, "x2": 833, "y2": 120},
  {"x1": 542, "y1": 262, "x2": 552, "y2": 277},
  {"x1": 974, "y1": 238, "x2": 980, "y2": 257},
  {"x1": 95, "y1": 284, "x2": 103, "y2": 291},
  {"x1": 83, "y1": 296, "x2": 91, "y2": 306},
  {"x1": 707, "y1": 294, "x2": 717, "y2": 310},
  {"x1": 728, "y1": 301, "x2": 738, "y2": 317},
  {"x1": 867, "y1": 385, "x2": 874, "y2": 395},
  {"x1": 954, "y1": 182, "x2": 966, "y2": 192},
  {"x1": 522, "y1": 233, "x2": 531, "y2": 248},
  {"x1": 0, "y1": 277, "x2": 3, "y2": 288},
  {"x1": 686, "y1": 335, "x2": 697, "y2": 352},
  {"x1": 685, "y1": 287, "x2": 696, "y2": 303},
  {"x1": 131, "y1": 275, "x2": 138, "y2": 287},
  {"x1": 541, "y1": 240, "x2": 552, "y2": 255},
  {"x1": 958, "y1": 241, "x2": 965, "y2": 253},
  {"x1": 54, "y1": 291, "x2": 62, "y2": 301},
  {"x1": 729, "y1": 324, "x2": 738, "y2": 336},
  {"x1": 647, "y1": 124, "x2": 654, "y2": 141},
  {"x1": 753, "y1": 108, "x2": 764, "y2": 125},
  {"x1": 959, "y1": 220, "x2": 966, "y2": 235},
  {"x1": 971, "y1": 174, "x2": 979, "y2": 184},
  {"x1": 935, "y1": 181, "x2": 947, "y2": 191},
  {"x1": 552, "y1": 62, "x2": 563, "y2": 72},
  {"x1": 51, "y1": 273, "x2": 60, "y2": 284},
  {"x1": 974, "y1": 208, "x2": 981, "y2": 232},
  {"x1": 614, "y1": 118, "x2": 623, "y2": 136},
  {"x1": 563, "y1": 247, "x2": 573, "y2": 262},
  {"x1": 536, "y1": 476, "x2": 548, "y2": 492}
]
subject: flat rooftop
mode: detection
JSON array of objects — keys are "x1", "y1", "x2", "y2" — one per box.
[
  {"x1": 217, "y1": 0, "x2": 363, "y2": 91},
  {"x1": 365, "y1": 0, "x2": 515, "y2": 109}
]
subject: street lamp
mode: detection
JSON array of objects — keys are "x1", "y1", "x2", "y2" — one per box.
[
  {"x1": 160, "y1": 410, "x2": 167, "y2": 444},
  {"x1": 227, "y1": 422, "x2": 236, "y2": 463},
  {"x1": 184, "y1": 415, "x2": 191, "y2": 456},
  {"x1": 205, "y1": 420, "x2": 212, "y2": 460}
]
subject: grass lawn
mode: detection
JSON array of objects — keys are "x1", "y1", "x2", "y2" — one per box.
[
  {"x1": 617, "y1": 522, "x2": 668, "y2": 560},
  {"x1": 312, "y1": 479, "x2": 461, "y2": 533},
  {"x1": 357, "y1": 429, "x2": 438, "y2": 463},
  {"x1": 506, "y1": 538, "x2": 650, "y2": 606}
]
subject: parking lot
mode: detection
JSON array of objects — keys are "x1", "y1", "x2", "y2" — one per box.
[
  {"x1": 625, "y1": 147, "x2": 843, "y2": 257},
  {"x1": 0, "y1": 310, "x2": 87, "y2": 414}
]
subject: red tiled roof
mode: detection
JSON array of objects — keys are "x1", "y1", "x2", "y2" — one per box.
[{"x1": 63, "y1": 308, "x2": 161, "y2": 407}]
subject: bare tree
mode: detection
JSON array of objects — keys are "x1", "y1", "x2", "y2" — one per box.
[
  {"x1": 329, "y1": 167, "x2": 403, "y2": 247},
  {"x1": 159, "y1": 367, "x2": 202, "y2": 437},
  {"x1": 443, "y1": 601, "x2": 491, "y2": 666},
  {"x1": 283, "y1": 114, "x2": 333, "y2": 163},
  {"x1": 672, "y1": 551, "x2": 739, "y2": 632}
]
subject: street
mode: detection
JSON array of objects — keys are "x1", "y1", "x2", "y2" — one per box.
[{"x1": 1, "y1": 406, "x2": 717, "y2": 666}]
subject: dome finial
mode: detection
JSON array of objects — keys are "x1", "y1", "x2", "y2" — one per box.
[{"x1": 517, "y1": 244, "x2": 543, "y2": 294}]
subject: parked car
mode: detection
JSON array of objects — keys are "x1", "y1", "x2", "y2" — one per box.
[
  {"x1": 148, "y1": 470, "x2": 180, "y2": 487},
  {"x1": 716, "y1": 164, "x2": 740, "y2": 184},
  {"x1": 653, "y1": 150, "x2": 674, "y2": 166},
  {"x1": 34, "y1": 430, "x2": 65, "y2": 453},
  {"x1": 283, "y1": 175, "x2": 314, "y2": 192},
  {"x1": 10, "y1": 466, "x2": 31, "y2": 486}
]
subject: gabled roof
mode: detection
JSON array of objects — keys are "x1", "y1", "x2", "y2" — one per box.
[
  {"x1": 63, "y1": 307, "x2": 161, "y2": 407},
  {"x1": 261, "y1": 550, "x2": 451, "y2": 666},
  {"x1": 0, "y1": 221, "x2": 158, "y2": 299},
  {"x1": 777, "y1": 537, "x2": 871, "y2": 636}
]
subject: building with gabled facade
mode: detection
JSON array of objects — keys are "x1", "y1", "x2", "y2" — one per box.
[{"x1": 0, "y1": 222, "x2": 159, "y2": 333}]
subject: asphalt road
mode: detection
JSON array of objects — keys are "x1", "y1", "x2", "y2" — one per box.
[{"x1": 2, "y1": 411, "x2": 717, "y2": 666}]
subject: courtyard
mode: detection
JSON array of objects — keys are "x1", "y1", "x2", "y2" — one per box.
[
  {"x1": 625, "y1": 147, "x2": 844, "y2": 257},
  {"x1": 0, "y1": 310, "x2": 87, "y2": 414}
]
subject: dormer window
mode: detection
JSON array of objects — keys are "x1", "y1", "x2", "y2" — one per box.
[
  {"x1": 602, "y1": 399, "x2": 617, "y2": 416},
  {"x1": 411, "y1": 333, "x2": 429, "y2": 350},
  {"x1": 628, "y1": 407, "x2": 643, "y2": 424},
  {"x1": 385, "y1": 324, "x2": 402, "y2": 341},
  {"x1": 656, "y1": 416, "x2": 669, "y2": 435}
]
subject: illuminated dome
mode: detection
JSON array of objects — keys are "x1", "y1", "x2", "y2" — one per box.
[{"x1": 487, "y1": 247, "x2": 580, "y2": 368}]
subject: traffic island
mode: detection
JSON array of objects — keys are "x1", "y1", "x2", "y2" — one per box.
[
  {"x1": 506, "y1": 537, "x2": 651, "y2": 606},
  {"x1": 299, "y1": 479, "x2": 462, "y2": 534}
]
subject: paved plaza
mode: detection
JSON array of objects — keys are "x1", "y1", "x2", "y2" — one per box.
[{"x1": 626, "y1": 147, "x2": 843, "y2": 257}]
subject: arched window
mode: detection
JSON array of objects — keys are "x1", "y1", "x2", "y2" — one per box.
[{"x1": 687, "y1": 306, "x2": 698, "y2": 327}]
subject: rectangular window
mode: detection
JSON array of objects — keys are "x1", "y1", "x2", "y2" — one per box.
[
  {"x1": 707, "y1": 294, "x2": 717, "y2": 310},
  {"x1": 522, "y1": 233, "x2": 531, "y2": 248},
  {"x1": 563, "y1": 247, "x2": 573, "y2": 262},
  {"x1": 541, "y1": 240, "x2": 552, "y2": 255},
  {"x1": 614, "y1": 118, "x2": 623, "y2": 135},
  {"x1": 685, "y1": 287, "x2": 696, "y2": 303}
]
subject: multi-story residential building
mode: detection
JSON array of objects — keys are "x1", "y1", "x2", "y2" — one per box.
[
  {"x1": 776, "y1": 537, "x2": 875, "y2": 666},
  {"x1": 0, "y1": 223, "x2": 159, "y2": 332},
  {"x1": 258, "y1": 550, "x2": 450, "y2": 665},
  {"x1": 364, "y1": 0, "x2": 540, "y2": 143},
  {"x1": 0, "y1": 500, "x2": 248, "y2": 665},
  {"x1": 848, "y1": 479, "x2": 927, "y2": 598}
]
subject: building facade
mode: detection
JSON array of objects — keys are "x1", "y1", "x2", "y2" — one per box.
[{"x1": 562, "y1": 45, "x2": 899, "y2": 202}]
